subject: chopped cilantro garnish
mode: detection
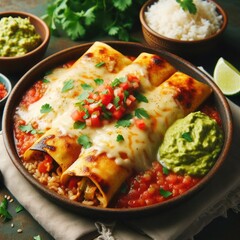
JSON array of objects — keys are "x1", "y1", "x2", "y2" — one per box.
[
  {"x1": 133, "y1": 91, "x2": 148, "y2": 103},
  {"x1": 113, "y1": 96, "x2": 120, "y2": 107},
  {"x1": 19, "y1": 124, "x2": 37, "y2": 134},
  {"x1": 0, "y1": 198, "x2": 12, "y2": 222},
  {"x1": 73, "y1": 121, "x2": 86, "y2": 130},
  {"x1": 176, "y1": 0, "x2": 197, "y2": 14},
  {"x1": 77, "y1": 135, "x2": 92, "y2": 149},
  {"x1": 78, "y1": 91, "x2": 89, "y2": 101},
  {"x1": 159, "y1": 188, "x2": 172, "y2": 198},
  {"x1": 95, "y1": 62, "x2": 105, "y2": 68},
  {"x1": 123, "y1": 90, "x2": 129, "y2": 102},
  {"x1": 116, "y1": 134, "x2": 124, "y2": 142},
  {"x1": 33, "y1": 235, "x2": 42, "y2": 240},
  {"x1": 115, "y1": 114, "x2": 132, "y2": 128},
  {"x1": 135, "y1": 108, "x2": 150, "y2": 119},
  {"x1": 42, "y1": 78, "x2": 50, "y2": 83},
  {"x1": 182, "y1": 132, "x2": 193, "y2": 142},
  {"x1": 162, "y1": 166, "x2": 169, "y2": 175},
  {"x1": 111, "y1": 77, "x2": 126, "y2": 87},
  {"x1": 94, "y1": 78, "x2": 104, "y2": 85},
  {"x1": 81, "y1": 83, "x2": 94, "y2": 92},
  {"x1": 62, "y1": 79, "x2": 74, "y2": 92},
  {"x1": 15, "y1": 205, "x2": 24, "y2": 213},
  {"x1": 40, "y1": 103, "x2": 53, "y2": 113}
]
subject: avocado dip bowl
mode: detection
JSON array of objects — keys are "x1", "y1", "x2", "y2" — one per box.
[{"x1": 0, "y1": 11, "x2": 50, "y2": 75}]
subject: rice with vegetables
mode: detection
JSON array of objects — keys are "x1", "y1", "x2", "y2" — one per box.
[{"x1": 145, "y1": 0, "x2": 223, "y2": 41}]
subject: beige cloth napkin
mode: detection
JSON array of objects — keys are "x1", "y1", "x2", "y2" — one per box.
[{"x1": 1, "y1": 99, "x2": 240, "y2": 240}]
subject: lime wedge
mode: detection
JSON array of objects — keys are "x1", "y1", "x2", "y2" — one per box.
[{"x1": 213, "y1": 57, "x2": 240, "y2": 95}]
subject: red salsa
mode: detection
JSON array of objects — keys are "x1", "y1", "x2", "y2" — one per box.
[{"x1": 0, "y1": 82, "x2": 8, "y2": 100}]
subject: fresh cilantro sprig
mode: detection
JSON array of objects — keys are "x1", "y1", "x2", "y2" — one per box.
[
  {"x1": 176, "y1": 0, "x2": 197, "y2": 14},
  {"x1": 0, "y1": 198, "x2": 12, "y2": 222},
  {"x1": 40, "y1": 103, "x2": 53, "y2": 113},
  {"x1": 77, "y1": 135, "x2": 92, "y2": 149},
  {"x1": 62, "y1": 79, "x2": 74, "y2": 93},
  {"x1": 42, "y1": 0, "x2": 145, "y2": 41},
  {"x1": 19, "y1": 124, "x2": 37, "y2": 134}
]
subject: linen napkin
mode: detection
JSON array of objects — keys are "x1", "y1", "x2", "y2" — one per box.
[{"x1": 0, "y1": 99, "x2": 240, "y2": 240}]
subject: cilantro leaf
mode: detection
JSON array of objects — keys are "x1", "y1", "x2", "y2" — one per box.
[
  {"x1": 182, "y1": 132, "x2": 193, "y2": 142},
  {"x1": 62, "y1": 79, "x2": 74, "y2": 92},
  {"x1": 0, "y1": 198, "x2": 12, "y2": 222},
  {"x1": 133, "y1": 91, "x2": 148, "y2": 103},
  {"x1": 81, "y1": 83, "x2": 94, "y2": 92},
  {"x1": 73, "y1": 121, "x2": 86, "y2": 130},
  {"x1": 40, "y1": 103, "x2": 53, "y2": 113},
  {"x1": 15, "y1": 205, "x2": 24, "y2": 213},
  {"x1": 116, "y1": 134, "x2": 124, "y2": 142},
  {"x1": 159, "y1": 188, "x2": 172, "y2": 198},
  {"x1": 176, "y1": 0, "x2": 197, "y2": 14},
  {"x1": 95, "y1": 62, "x2": 105, "y2": 68},
  {"x1": 42, "y1": 0, "x2": 145, "y2": 41},
  {"x1": 78, "y1": 91, "x2": 89, "y2": 101},
  {"x1": 113, "y1": 0, "x2": 131, "y2": 11},
  {"x1": 94, "y1": 78, "x2": 104, "y2": 85},
  {"x1": 19, "y1": 124, "x2": 37, "y2": 134},
  {"x1": 77, "y1": 135, "x2": 92, "y2": 149},
  {"x1": 162, "y1": 166, "x2": 169, "y2": 175},
  {"x1": 33, "y1": 235, "x2": 42, "y2": 240},
  {"x1": 135, "y1": 108, "x2": 150, "y2": 119},
  {"x1": 115, "y1": 114, "x2": 132, "y2": 128}
]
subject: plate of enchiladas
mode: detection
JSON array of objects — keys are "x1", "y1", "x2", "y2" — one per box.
[{"x1": 2, "y1": 41, "x2": 232, "y2": 217}]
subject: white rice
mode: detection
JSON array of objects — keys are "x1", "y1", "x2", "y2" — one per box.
[{"x1": 145, "y1": 0, "x2": 223, "y2": 41}]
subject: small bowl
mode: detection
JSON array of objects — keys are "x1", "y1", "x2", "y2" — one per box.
[
  {"x1": 140, "y1": 0, "x2": 228, "y2": 58},
  {"x1": 0, "y1": 11, "x2": 50, "y2": 75},
  {"x1": 0, "y1": 73, "x2": 12, "y2": 108}
]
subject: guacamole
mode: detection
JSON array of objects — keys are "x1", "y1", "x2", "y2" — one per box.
[
  {"x1": 0, "y1": 16, "x2": 42, "y2": 57},
  {"x1": 158, "y1": 111, "x2": 223, "y2": 176}
]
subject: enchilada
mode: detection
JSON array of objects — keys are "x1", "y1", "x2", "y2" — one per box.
[{"x1": 14, "y1": 42, "x2": 214, "y2": 208}]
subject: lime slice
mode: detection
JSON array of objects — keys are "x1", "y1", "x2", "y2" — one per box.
[{"x1": 213, "y1": 57, "x2": 240, "y2": 95}]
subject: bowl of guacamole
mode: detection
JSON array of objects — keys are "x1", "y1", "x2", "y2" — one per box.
[
  {"x1": 0, "y1": 16, "x2": 42, "y2": 57},
  {"x1": 158, "y1": 111, "x2": 224, "y2": 177},
  {"x1": 0, "y1": 11, "x2": 50, "y2": 74}
]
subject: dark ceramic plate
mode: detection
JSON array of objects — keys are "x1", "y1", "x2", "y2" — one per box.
[{"x1": 2, "y1": 41, "x2": 232, "y2": 218}]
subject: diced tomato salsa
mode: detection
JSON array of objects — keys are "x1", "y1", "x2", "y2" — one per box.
[
  {"x1": 116, "y1": 161, "x2": 201, "y2": 208},
  {"x1": 0, "y1": 82, "x2": 8, "y2": 100},
  {"x1": 71, "y1": 74, "x2": 140, "y2": 128}
]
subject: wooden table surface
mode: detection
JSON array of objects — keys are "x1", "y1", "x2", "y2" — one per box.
[{"x1": 1, "y1": 0, "x2": 240, "y2": 239}]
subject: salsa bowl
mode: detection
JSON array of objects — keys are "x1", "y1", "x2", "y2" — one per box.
[{"x1": 2, "y1": 41, "x2": 232, "y2": 218}]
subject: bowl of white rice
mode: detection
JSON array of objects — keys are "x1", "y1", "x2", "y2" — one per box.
[{"x1": 140, "y1": 0, "x2": 228, "y2": 58}]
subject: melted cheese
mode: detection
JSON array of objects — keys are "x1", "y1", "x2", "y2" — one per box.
[{"x1": 18, "y1": 42, "x2": 211, "y2": 174}]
